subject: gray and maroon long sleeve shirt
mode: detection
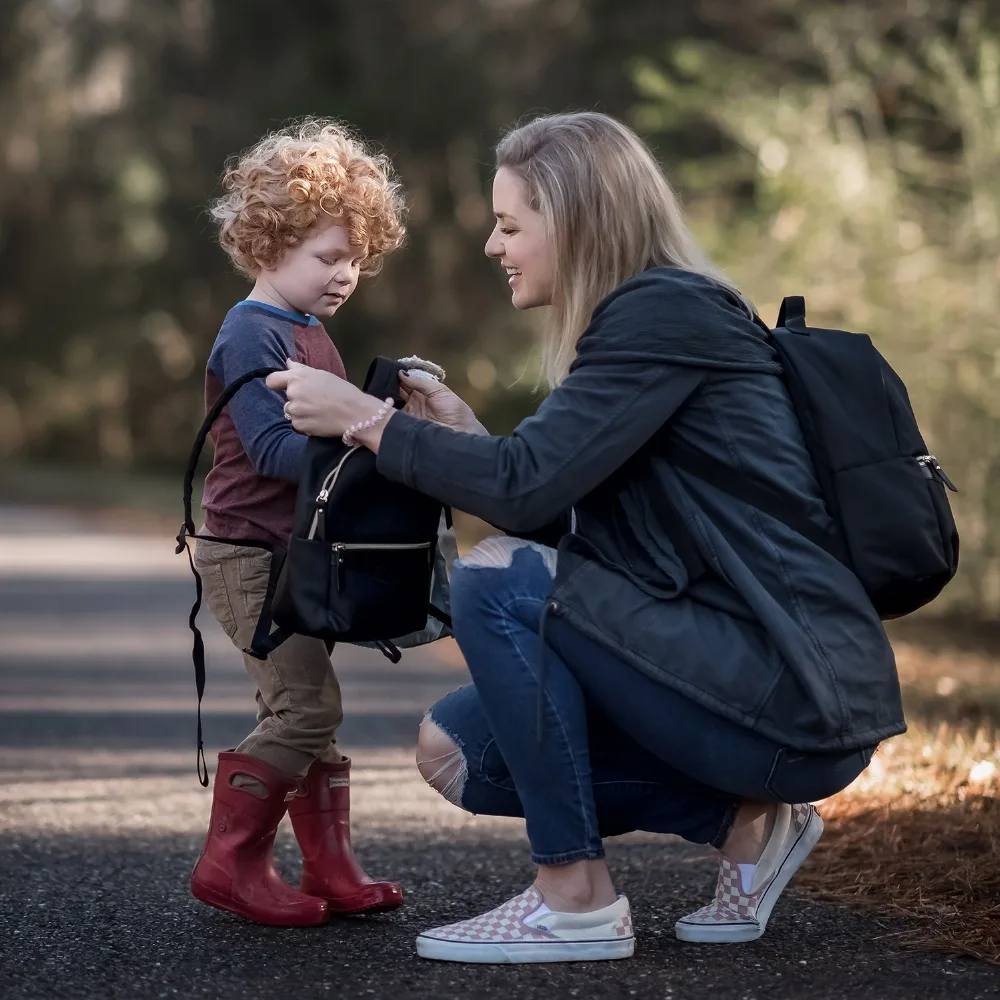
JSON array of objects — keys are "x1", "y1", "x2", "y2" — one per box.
[{"x1": 201, "y1": 300, "x2": 345, "y2": 546}]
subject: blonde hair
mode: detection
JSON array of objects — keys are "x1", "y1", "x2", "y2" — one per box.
[
  {"x1": 495, "y1": 112, "x2": 750, "y2": 386},
  {"x1": 211, "y1": 118, "x2": 406, "y2": 279}
]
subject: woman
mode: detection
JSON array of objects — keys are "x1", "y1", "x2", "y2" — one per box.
[{"x1": 267, "y1": 112, "x2": 902, "y2": 964}]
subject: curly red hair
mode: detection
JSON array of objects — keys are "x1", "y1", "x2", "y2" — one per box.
[{"x1": 211, "y1": 118, "x2": 406, "y2": 278}]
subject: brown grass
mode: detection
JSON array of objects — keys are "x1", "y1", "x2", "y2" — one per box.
[{"x1": 796, "y1": 643, "x2": 1000, "y2": 964}]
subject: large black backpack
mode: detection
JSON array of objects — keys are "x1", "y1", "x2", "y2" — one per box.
[
  {"x1": 666, "y1": 296, "x2": 959, "y2": 619},
  {"x1": 177, "y1": 356, "x2": 451, "y2": 784}
]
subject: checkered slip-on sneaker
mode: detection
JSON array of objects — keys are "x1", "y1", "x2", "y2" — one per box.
[
  {"x1": 416, "y1": 886, "x2": 635, "y2": 964},
  {"x1": 675, "y1": 803, "x2": 824, "y2": 944}
]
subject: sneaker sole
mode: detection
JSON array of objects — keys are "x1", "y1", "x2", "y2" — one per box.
[
  {"x1": 675, "y1": 806, "x2": 825, "y2": 944},
  {"x1": 416, "y1": 935, "x2": 635, "y2": 964}
]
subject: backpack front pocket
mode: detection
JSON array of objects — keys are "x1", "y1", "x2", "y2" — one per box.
[{"x1": 328, "y1": 541, "x2": 435, "y2": 640}]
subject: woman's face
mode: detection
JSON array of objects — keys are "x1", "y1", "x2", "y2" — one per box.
[{"x1": 484, "y1": 166, "x2": 555, "y2": 310}]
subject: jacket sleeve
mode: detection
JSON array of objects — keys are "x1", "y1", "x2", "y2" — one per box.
[
  {"x1": 376, "y1": 302, "x2": 706, "y2": 532},
  {"x1": 213, "y1": 324, "x2": 308, "y2": 483}
]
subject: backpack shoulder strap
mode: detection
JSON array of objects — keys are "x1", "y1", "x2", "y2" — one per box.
[
  {"x1": 174, "y1": 365, "x2": 282, "y2": 785},
  {"x1": 658, "y1": 299, "x2": 846, "y2": 566},
  {"x1": 176, "y1": 366, "x2": 283, "y2": 553}
]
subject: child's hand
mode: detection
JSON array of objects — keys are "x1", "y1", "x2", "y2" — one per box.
[{"x1": 399, "y1": 372, "x2": 488, "y2": 435}]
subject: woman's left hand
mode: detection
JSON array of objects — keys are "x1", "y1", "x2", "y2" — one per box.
[{"x1": 266, "y1": 360, "x2": 391, "y2": 444}]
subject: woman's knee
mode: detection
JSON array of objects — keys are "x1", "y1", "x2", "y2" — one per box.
[
  {"x1": 450, "y1": 537, "x2": 557, "y2": 618},
  {"x1": 457, "y1": 536, "x2": 558, "y2": 574},
  {"x1": 415, "y1": 716, "x2": 469, "y2": 807}
]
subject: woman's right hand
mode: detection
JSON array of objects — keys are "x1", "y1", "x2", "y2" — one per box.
[{"x1": 399, "y1": 371, "x2": 489, "y2": 436}]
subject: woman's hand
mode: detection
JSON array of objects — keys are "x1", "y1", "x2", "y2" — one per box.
[
  {"x1": 266, "y1": 360, "x2": 391, "y2": 444},
  {"x1": 399, "y1": 371, "x2": 489, "y2": 436}
]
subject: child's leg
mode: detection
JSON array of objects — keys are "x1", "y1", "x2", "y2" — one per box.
[
  {"x1": 192, "y1": 539, "x2": 395, "y2": 918},
  {"x1": 194, "y1": 539, "x2": 343, "y2": 778}
]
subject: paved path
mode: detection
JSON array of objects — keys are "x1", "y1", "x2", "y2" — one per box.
[{"x1": 0, "y1": 507, "x2": 995, "y2": 999}]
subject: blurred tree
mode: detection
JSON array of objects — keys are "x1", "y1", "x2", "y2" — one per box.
[
  {"x1": 0, "y1": 0, "x2": 708, "y2": 470},
  {"x1": 2, "y1": 0, "x2": 998, "y2": 616},
  {"x1": 633, "y1": 0, "x2": 1000, "y2": 614}
]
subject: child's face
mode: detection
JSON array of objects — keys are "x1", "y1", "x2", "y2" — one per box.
[{"x1": 262, "y1": 215, "x2": 366, "y2": 318}]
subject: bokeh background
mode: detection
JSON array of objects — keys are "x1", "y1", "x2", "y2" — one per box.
[
  {"x1": 0, "y1": 0, "x2": 999, "y2": 982},
  {"x1": 2, "y1": 0, "x2": 1000, "y2": 618}
]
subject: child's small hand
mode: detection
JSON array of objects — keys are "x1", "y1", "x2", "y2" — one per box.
[{"x1": 399, "y1": 372, "x2": 488, "y2": 435}]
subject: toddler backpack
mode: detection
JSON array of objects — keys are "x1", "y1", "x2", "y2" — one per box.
[
  {"x1": 665, "y1": 296, "x2": 959, "y2": 619},
  {"x1": 177, "y1": 356, "x2": 453, "y2": 784}
]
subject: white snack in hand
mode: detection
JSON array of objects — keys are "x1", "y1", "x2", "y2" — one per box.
[
  {"x1": 398, "y1": 355, "x2": 446, "y2": 382},
  {"x1": 405, "y1": 368, "x2": 440, "y2": 383}
]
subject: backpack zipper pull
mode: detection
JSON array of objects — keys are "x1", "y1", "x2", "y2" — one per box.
[
  {"x1": 332, "y1": 544, "x2": 345, "y2": 591},
  {"x1": 917, "y1": 455, "x2": 958, "y2": 492}
]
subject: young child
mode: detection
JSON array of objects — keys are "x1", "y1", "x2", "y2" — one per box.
[{"x1": 190, "y1": 119, "x2": 406, "y2": 927}]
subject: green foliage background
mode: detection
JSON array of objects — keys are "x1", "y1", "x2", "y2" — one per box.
[{"x1": 1, "y1": 0, "x2": 997, "y2": 614}]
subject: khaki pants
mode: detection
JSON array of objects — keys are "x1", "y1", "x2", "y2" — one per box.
[{"x1": 194, "y1": 538, "x2": 344, "y2": 777}]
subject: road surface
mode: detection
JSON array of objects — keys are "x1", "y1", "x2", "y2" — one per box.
[{"x1": 0, "y1": 507, "x2": 995, "y2": 999}]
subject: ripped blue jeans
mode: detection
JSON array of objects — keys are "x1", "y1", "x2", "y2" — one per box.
[{"x1": 427, "y1": 538, "x2": 872, "y2": 866}]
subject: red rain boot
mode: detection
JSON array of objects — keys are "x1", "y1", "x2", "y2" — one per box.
[
  {"x1": 288, "y1": 757, "x2": 404, "y2": 914},
  {"x1": 191, "y1": 752, "x2": 329, "y2": 927}
]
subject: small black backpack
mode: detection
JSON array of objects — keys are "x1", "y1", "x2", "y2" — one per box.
[
  {"x1": 177, "y1": 356, "x2": 452, "y2": 783},
  {"x1": 666, "y1": 296, "x2": 959, "y2": 619}
]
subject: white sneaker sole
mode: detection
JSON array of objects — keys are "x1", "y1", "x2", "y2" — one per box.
[
  {"x1": 416, "y1": 934, "x2": 635, "y2": 964},
  {"x1": 675, "y1": 807, "x2": 825, "y2": 944}
]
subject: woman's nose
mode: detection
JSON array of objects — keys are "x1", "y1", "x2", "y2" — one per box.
[{"x1": 484, "y1": 227, "x2": 503, "y2": 258}]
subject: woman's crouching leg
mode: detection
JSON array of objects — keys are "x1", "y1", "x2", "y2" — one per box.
[
  {"x1": 416, "y1": 684, "x2": 526, "y2": 819},
  {"x1": 416, "y1": 715, "x2": 468, "y2": 807}
]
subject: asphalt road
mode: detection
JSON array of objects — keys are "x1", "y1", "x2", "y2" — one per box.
[{"x1": 0, "y1": 507, "x2": 996, "y2": 1000}]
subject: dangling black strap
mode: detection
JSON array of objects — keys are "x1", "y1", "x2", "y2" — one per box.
[
  {"x1": 175, "y1": 366, "x2": 282, "y2": 785},
  {"x1": 374, "y1": 640, "x2": 402, "y2": 663},
  {"x1": 182, "y1": 541, "x2": 210, "y2": 788}
]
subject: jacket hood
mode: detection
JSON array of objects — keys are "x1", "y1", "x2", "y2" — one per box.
[{"x1": 573, "y1": 267, "x2": 782, "y2": 376}]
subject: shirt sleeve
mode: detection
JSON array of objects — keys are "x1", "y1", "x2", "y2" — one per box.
[
  {"x1": 211, "y1": 321, "x2": 308, "y2": 483},
  {"x1": 376, "y1": 353, "x2": 705, "y2": 533}
]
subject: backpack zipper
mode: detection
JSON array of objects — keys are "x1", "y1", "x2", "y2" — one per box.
[
  {"x1": 331, "y1": 541, "x2": 433, "y2": 591},
  {"x1": 308, "y1": 445, "x2": 362, "y2": 539},
  {"x1": 916, "y1": 454, "x2": 958, "y2": 492}
]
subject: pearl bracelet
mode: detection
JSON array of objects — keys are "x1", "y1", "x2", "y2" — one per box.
[{"x1": 342, "y1": 397, "x2": 394, "y2": 446}]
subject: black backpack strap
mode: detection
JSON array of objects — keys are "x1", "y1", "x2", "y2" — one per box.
[
  {"x1": 176, "y1": 366, "x2": 283, "y2": 552},
  {"x1": 374, "y1": 640, "x2": 402, "y2": 663},
  {"x1": 181, "y1": 540, "x2": 211, "y2": 788},
  {"x1": 243, "y1": 546, "x2": 292, "y2": 660},
  {"x1": 428, "y1": 603, "x2": 452, "y2": 630},
  {"x1": 174, "y1": 365, "x2": 282, "y2": 785}
]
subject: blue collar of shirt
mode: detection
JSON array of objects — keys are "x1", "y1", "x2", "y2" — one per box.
[{"x1": 235, "y1": 300, "x2": 320, "y2": 325}]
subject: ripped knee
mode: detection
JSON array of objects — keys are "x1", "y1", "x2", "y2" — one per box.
[
  {"x1": 416, "y1": 716, "x2": 468, "y2": 807},
  {"x1": 457, "y1": 536, "x2": 557, "y2": 576}
]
